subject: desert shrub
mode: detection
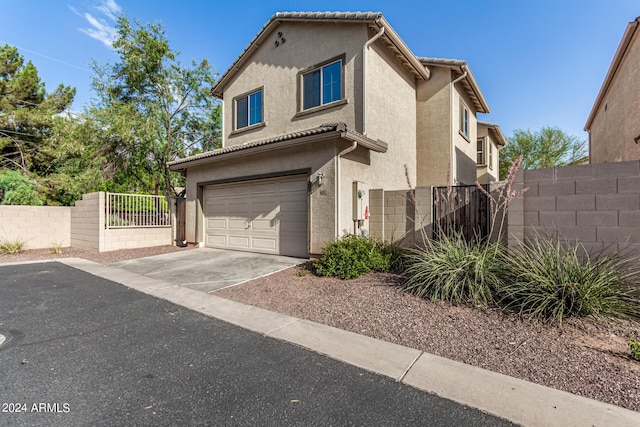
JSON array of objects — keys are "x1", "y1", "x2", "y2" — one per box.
[
  {"x1": 381, "y1": 243, "x2": 408, "y2": 273},
  {"x1": 501, "y1": 236, "x2": 640, "y2": 325},
  {"x1": 314, "y1": 235, "x2": 391, "y2": 279},
  {"x1": 630, "y1": 340, "x2": 640, "y2": 361},
  {"x1": 402, "y1": 232, "x2": 506, "y2": 307},
  {"x1": 0, "y1": 238, "x2": 26, "y2": 254}
]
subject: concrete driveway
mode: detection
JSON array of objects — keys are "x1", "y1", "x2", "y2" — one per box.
[{"x1": 110, "y1": 248, "x2": 302, "y2": 292}]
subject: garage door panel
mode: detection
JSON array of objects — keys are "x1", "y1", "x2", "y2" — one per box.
[
  {"x1": 206, "y1": 234, "x2": 227, "y2": 246},
  {"x1": 206, "y1": 218, "x2": 227, "y2": 229},
  {"x1": 251, "y1": 218, "x2": 276, "y2": 231},
  {"x1": 227, "y1": 235, "x2": 250, "y2": 249},
  {"x1": 251, "y1": 237, "x2": 277, "y2": 251},
  {"x1": 227, "y1": 219, "x2": 249, "y2": 230},
  {"x1": 204, "y1": 175, "x2": 308, "y2": 257}
]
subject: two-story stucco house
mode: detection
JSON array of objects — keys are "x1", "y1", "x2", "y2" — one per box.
[
  {"x1": 169, "y1": 12, "x2": 501, "y2": 258},
  {"x1": 477, "y1": 121, "x2": 507, "y2": 183},
  {"x1": 585, "y1": 16, "x2": 640, "y2": 163}
]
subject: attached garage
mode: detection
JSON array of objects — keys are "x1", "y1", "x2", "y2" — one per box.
[{"x1": 203, "y1": 175, "x2": 308, "y2": 258}]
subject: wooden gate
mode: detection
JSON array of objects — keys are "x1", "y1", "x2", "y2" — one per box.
[
  {"x1": 174, "y1": 197, "x2": 187, "y2": 247},
  {"x1": 433, "y1": 184, "x2": 490, "y2": 241}
]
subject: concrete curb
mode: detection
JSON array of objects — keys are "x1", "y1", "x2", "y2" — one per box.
[{"x1": 57, "y1": 258, "x2": 640, "y2": 427}]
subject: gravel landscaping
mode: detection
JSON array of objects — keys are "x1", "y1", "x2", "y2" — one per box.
[
  {"x1": 216, "y1": 263, "x2": 640, "y2": 413},
  {"x1": 2, "y1": 248, "x2": 639, "y2": 412}
]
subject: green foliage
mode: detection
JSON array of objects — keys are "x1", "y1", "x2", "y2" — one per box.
[
  {"x1": 499, "y1": 127, "x2": 587, "y2": 179},
  {"x1": 51, "y1": 242, "x2": 63, "y2": 254},
  {"x1": 0, "y1": 238, "x2": 26, "y2": 254},
  {"x1": 0, "y1": 44, "x2": 75, "y2": 177},
  {"x1": 87, "y1": 16, "x2": 221, "y2": 196},
  {"x1": 501, "y1": 236, "x2": 640, "y2": 325},
  {"x1": 0, "y1": 170, "x2": 43, "y2": 205},
  {"x1": 629, "y1": 340, "x2": 640, "y2": 361},
  {"x1": 314, "y1": 235, "x2": 392, "y2": 280},
  {"x1": 402, "y1": 232, "x2": 505, "y2": 306},
  {"x1": 381, "y1": 243, "x2": 408, "y2": 273}
]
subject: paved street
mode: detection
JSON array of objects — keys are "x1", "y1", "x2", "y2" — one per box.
[{"x1": 0, "y1": 262, "x2": 514, "y2": 426}]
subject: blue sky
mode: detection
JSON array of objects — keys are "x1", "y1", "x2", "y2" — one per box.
[{"x1": 2, "y1": 1, "x2": 638, "y2": 141}]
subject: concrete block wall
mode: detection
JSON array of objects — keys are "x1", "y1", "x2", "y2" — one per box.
[
  {"x1": 508, "y1": 160, "x2": 640, "y2": 256},
  {"x1": 369, "y1": 186, "x2": 433, "y2": 246},
  {"x1": 70, "y1": 192, "x2": 103, "y2": 251},
  {"x1": 103, "y1": 227, "x2": 172, "y2": 251},
  {"x1": 0, "y1": 205, "x2": 72, "y2": 250}
]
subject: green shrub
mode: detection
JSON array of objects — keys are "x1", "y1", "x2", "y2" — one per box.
[
  {"x1": 630, "y1": 340, "x2": 640, "y2": 361},
  {"x1": 501, "y1": 236, "x2": 640, "y2": 325},
  {"x1": 314, "y1": 235, "x2": 391, "y2": 279},
  {"x1": 381, "y1": 243, "x2": 408, "y2": 273},
  {"x1": 402, "y1": 232, "x2": 506, "y2": 307},
  {"x1": 0, "y1": 238, "x2": 26, "y2": 254},
  {"x1": 0, "y1": 171, "x2": 43, "y2": 206}
]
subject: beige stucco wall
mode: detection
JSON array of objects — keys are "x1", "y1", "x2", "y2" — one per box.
[
  {"x1": 416, "y1": 67, "x2": 451, "y2": 187},
  {"x1": 453, "y1": 83, "x2": 478, "y2": 185},
  {"x1": 0, "y1": 205, "x2": 71, "y2": 249},
  {"x1": 183, "y1": 142, "x2": 338, "y2": 255},
  {"x1": 589, "y1": 31, "x2": 640, "y2": 163},
  {"x1": 337, "y1": 39, "x2": 418, "y2": 237},
  {"x1": 221, "y1": 22, "x2": 367, "y2": 147}
]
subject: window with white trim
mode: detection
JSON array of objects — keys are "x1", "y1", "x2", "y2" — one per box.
[
  {"x1": 302, "y1": 59, "x2": 342, "y2": 110},
  {"x1": 460, "y1": 102, "x2": 469, "y2": 138},
  {"x1": 477, "y1": 137, "x2": 485, "y2": 165},
  {"x1": 235, "y1": 89, "x2": 263, "y2": 130}
]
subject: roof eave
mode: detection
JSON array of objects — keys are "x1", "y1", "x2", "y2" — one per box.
[
  {"x1": 458, "y1": 65, "x2": 490, "y2": 114},
  {"x1": 168, "y1": 128, "x2": 387, "y2": 171},
  {"x1": 584, "y1": 17, "x2": 640, "y2": 131}
]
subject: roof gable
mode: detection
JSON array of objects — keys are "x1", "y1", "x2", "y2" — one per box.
[
  {"x1": 211, "y1": 11, "x2": 430, "y2": 98},
  {"x1": 419, "y1": 57, "x2": 490, "y2": 114}
]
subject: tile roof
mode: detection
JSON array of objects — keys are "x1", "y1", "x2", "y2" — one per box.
[
  {"x1": 168, "y1": 122, "x2": 386, "y2": 169},
  {"x1": 478, "y1": 121, "x2": 508, "y2": 146}
]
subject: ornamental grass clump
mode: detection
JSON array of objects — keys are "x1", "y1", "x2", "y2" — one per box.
[
  {"x1": 402, "y1": 232, "x2": 506, "y2": 307},
  {"x1": 501, "y1": 236, "x2": 640, "y2": 325},
  {"x1": 0, "y1": 238, "x2": 26, "y2": 254}
]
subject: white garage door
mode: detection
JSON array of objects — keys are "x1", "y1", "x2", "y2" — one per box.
[{"x1": 203, "y1": 175, "x2": 308, "y2": 257}]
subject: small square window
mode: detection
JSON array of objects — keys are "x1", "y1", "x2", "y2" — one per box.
[
  {"x1": 460, "y1": 102, "x2": 469, "y2": 138},
  {"x1": 235, "y1": 89, "x2": 263, "y2": 130},
  {"x1": 302, "y1": 59, "x2": 342, "y2": 110}
]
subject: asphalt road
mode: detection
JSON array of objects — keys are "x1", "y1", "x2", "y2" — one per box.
[{"x1": 0, "y1": 262, "x2": 515, "y2": 426}]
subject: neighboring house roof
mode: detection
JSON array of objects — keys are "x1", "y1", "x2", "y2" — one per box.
[
  {"x1": 478, "y1": 121, "x2": 508, "y2": 146},
  {"x1": 211, "y1": 11, "x2": 431, "y2": 98},
  {"x1": 168, "y1": 122, "x2": 388, "y2": 170},
  {"x1": 419, "y1": 57, "x2": 491, "y2": 114},
  {"x1": 584, "y1": 16, "x2": 640, "y2": 131}
]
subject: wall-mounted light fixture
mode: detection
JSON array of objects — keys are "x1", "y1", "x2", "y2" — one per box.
[{"x1": 317, "y1": 172, "x2": 325, "y2": 186}]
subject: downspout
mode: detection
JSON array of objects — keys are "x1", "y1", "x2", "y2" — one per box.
[
  {"x1": 450, "y1": 68, "x2": 468, "y2": 185},
  {"x1": 334, "y1": 25, "x2": 385, "y2": 238},
  {"x1": 336, "y1": 140, "x2": 358, "y2": 237},
  {"x1": 362, "y1": 25, "x2": 385, "y2": 136}
]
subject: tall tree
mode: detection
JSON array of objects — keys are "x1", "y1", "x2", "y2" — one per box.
[
  {"x1": 0, "y1": 44, "x2": 76, "y2": 175},
  {"x1": 89, "y1": 17, "x2": 221, "y2": 196},
  {"x1": 499, "y1": 126, "x2": 587, "y2": 179}
]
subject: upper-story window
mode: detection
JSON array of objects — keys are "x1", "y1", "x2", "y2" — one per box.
[
  {"x1": 460, "y1": 101, "x2": 469, "y2": 138},
  {"x1": 302, "y1": 59, "x2": 342, "y2": 110},
  {"x1": 235, "y1": 88, "x2": 263, "y2": 130},
  {"x1": 477, "y1": 137, "x2": 485, "y2": 165}
]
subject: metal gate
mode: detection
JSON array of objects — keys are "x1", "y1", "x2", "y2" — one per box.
[
  {"x1": 433, "y1": 184, "x2": 490, "y2": 241},
  {"x1": 174, "y1": 197, "x2": 187, "y2": 247}
]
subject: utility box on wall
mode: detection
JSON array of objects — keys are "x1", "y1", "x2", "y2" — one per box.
[{"x1": 352, "y1": 181, "x2": 369, "y2": 235}]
